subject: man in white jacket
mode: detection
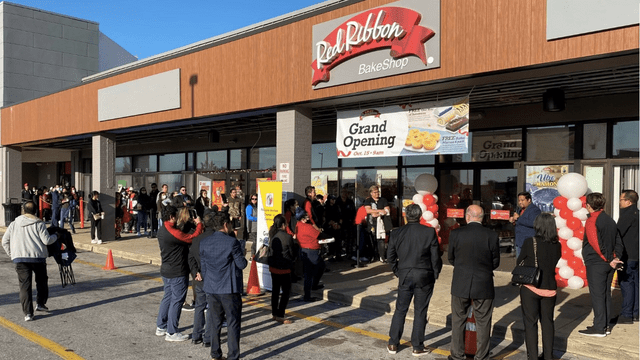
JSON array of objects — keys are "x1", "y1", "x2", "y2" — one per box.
[{"x1": 2, "y1": 201, "x2": 57, "y2": 321}]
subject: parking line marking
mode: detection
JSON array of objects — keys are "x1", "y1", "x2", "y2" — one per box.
[{"x1": 0, "y1": 316, "x2": 85, "y2": 360}]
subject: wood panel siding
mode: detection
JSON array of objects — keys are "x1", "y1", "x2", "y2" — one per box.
[{"x1": 2, "y1": 0, "x2": 638, "y2": 145}]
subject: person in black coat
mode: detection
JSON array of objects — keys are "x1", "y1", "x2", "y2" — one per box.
[
  {"x1": 386, "y1": 204, "x2": 441, "y2": 356},
  {"x1": 268, "y1": 214, "x2": 296, "y2": 324},
  {"x1": 188, "y1": 213, "x2": 215, "y2": 346},
  {"x1": 517, "y1": 213, "x2": 561, "y2": 360},
  {"x1": 448, "y1": 205, "x2": 500, "y2": 360},
  {"x1": 617, "y1": 189, "x2": 639, "y2": 323}
]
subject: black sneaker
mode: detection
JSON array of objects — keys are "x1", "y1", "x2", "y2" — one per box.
[
  {"x1": 35, "y1": 304, "x2": 49, "y2": 312},
  {"x1": 578, "y1": 327, "x2": 606, "y2": 337},
  {"x1": 181, "y1": 302, "x2": 195, "y2": 312},
  {"x1": 618, "y1": 316, "x2": 634, "y2": 324}
]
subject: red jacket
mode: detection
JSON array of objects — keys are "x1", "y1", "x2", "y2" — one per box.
[{"x1": 296, "y1": 221, "x2": 320, "y2": 250}]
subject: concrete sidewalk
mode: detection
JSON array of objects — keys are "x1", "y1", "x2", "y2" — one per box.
[{"x1": 18, "y1": 223, "x2": 640, "y2": 359}]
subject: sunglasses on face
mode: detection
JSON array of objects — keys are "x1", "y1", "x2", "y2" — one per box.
[{"x1": 251, "y1": 198, "x2": 257, "y2": 200}]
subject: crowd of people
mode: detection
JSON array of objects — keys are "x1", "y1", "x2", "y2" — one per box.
[{"x1": 5, "y1": 180, "x2": 638, "y2": 360}]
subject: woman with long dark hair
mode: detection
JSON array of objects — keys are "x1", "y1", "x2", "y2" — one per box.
[
  {"x1": 268, "y1": 214, "x2": 296, "y2": 324},
  {"x1": 87, "y1": 191, "x2": 104, "y2": 244},
  {"x1": 517, "y1": 213, "x2": 562, "y2": 360}
]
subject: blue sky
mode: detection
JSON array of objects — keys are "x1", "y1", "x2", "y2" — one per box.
[{"x1": 9, "y1": 0, "x2": 325, "y2": 60}]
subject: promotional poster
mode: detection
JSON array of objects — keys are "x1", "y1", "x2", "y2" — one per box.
[
  {"x1": 256, "y1": 181, "x2": 283, "y2": 291},
  {"x1": 336, "y1": 96, "x2": 469, "y2": 158},
  {"x1": 525, "y1": 165, "x2": 573, "y2": 212}
]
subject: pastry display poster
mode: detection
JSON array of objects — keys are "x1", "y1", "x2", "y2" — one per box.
[
  {"x1": 525, "y1": 165, "x2": 573, "y2": 212},
  {"x1": 336, "y1": 96, "x2": 469, "y2": 158}
]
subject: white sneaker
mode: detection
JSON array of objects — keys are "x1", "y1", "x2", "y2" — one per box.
[
  {"x1": 91, "y1": 239, "x2": 98, "y2": 244},
  {"x1": 24, "y1": 314, "x2": 33, "y2": 321},
  {"x1": 165, "y1": 332, "x2": 189, "y2": 342},
  {"x1": 96, "y1": 239, "x2": 102, "y2": 244},
  {"x1": 155, "y1": 327, "x2": 167, "y2": 336}
]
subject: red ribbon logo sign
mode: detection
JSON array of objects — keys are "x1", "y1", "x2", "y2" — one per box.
[{"x1": 312, "y1": 7, "x2": 435, "y2": 86}]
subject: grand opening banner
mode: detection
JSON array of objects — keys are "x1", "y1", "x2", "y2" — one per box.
[{"x1": 336, "y1": 96, "x2": 469, "y2": 158}]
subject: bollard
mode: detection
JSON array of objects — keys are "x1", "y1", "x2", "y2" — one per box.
[{"x1": 79, "y1": 197, "x2": 84, "y2": 229}]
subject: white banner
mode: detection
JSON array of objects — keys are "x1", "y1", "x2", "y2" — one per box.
[
  {"x1": 336, "y1": 96, "x2": 469, "y2": 158},
  {"x1": 256, "y1": 181, "x2": 283, "y2": 291}
]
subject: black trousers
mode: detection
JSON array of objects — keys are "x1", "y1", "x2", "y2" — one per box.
[
  {"x1": 586, "y1": 262, "x2": 614, "y2": 331},
  {"x1": 207, "y1": 293, "x2": 242, "y2": 360},
  {"x1": 300, "y1": 248, "x2": 325, "y2": 299},
  {"x1": 388, "y1": 274, "x2": 434, "y2": 350},
  {"x1": 16, "y1": 262, "x2": 48, "y2": 316},
  {"x1": 450, "y1": 295, "x2": 493, "y2": 360},
  {"x1": 270, "y1": 272, "x2": 292, "y2": 318},
  {"x1": 520, "y1": 286, "x2": 556, "y2": 360},
  {"x1": 90, "y1": 217, "x2": 102, "y2": 240}
]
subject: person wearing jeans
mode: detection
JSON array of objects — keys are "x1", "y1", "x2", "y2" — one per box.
[
  {"x1": 155, "y1": 205, "x2": 203, "y2": 342},
  {"x1": 295, "y1": 209, "x2": 325, "y2": 302},
  {"x1": 617, "y1": 190, "x2": 639, "y2": 323}
]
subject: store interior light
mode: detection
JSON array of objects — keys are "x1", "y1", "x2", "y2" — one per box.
[{"x1": 543, "y1": 88, "x2": 565, "y2": 112}]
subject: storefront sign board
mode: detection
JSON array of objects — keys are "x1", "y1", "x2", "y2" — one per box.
[
  {"x1": 312, "y1": 0, "x2": 440, "y2": 89},
  {"x1": 336, "y1": 96, "x2": 469, "y2": 158}
]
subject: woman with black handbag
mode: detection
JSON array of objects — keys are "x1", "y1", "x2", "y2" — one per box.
[
  {"x1": 268, "y1": 214, "x2": 296, "y2": 324},
  {"x1": 516, "y1": 213, "x2": 561, "y2": 360}
]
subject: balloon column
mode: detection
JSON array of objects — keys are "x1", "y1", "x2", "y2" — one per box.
[
  {"x1": 553, "y1": 173, "x2": 589, "y2": 289},
  {"x1": 411, "y1": 174, "x2": 442, "y2": 245}
]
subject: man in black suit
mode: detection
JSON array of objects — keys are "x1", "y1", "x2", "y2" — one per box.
[
  {"x1": 448, "y1": 205, "x2": 500, "y2": 360},
  {"x1": 386, "y1": 204, "x2": 442, "y2": 357}
]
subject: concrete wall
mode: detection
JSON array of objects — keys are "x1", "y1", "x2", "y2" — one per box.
[
  {"x1": 0, "y1": 2, "x2": 99, "y2": 107},
  {"x1": 98, "y1": 31, "x2": 136, "y2": 72}
]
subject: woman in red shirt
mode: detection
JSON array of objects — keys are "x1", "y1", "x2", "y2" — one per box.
[{"x1": 295, "y1": 208, "x2": 325, "y2": 302}]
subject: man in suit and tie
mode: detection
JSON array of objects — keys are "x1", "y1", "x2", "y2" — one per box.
[
  {"x1": 200, "y1": 212, "x2": 247, "y2": 360},
  {"x1": 448, "y1": 205, "x2": 500, "y2": 360},
  {"x1": 386, "y1": 204, "x2": 442, "y2": 356}
]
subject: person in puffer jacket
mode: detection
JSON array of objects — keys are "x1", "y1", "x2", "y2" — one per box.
[{"x1": 2, "y1": 201, "x2": 58, "y2": 321}]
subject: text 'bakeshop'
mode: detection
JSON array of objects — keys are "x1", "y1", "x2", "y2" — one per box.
[{"x1": 358, "y1": 57, "x2": 410, "y2": 75}]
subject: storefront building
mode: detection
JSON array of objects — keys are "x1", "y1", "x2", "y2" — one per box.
[{"x1": 0, "y1": 0, "x2": 637, "y2": 245}]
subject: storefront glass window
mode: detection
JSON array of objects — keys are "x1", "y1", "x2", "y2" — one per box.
[
  {"x1": 342, "y1": 156, "x2": 397, "y2": 167},
  {"x1": 312, "y1": 143, "x2": 339, "y2": 168},
  {"x1": 402, "y1": 167, "x2": 435, "y2": 202},
  {"x1": 250, "y1": 147, "x2": 276, "y2": 170},
  {"x1": 340, "y1": 169, "x2": 398, "y2": 226},
  {"x1": 438, "y1": 169, "x2": 473, "y2": 249},
  {"x1": 230, "y1": 149, "x2": 247, "y2": 169},
  {"x1": 480, "y1": 169, "x2": 518, "y2": 240},
  {"x1": 158, "y1": 174, "x2": 183, "y2": 193},
  {"x1": 527, "y1": 126, "x2": 575, "y2": 161},
  {"x1": 612, "y1": 121, "x2": 639, "y2": 158},
  {"x1": 583, "y1": 123, "x2": 607, "y2": 159},
  {"x1": 133, "y1": 155, "x2": 157, "y2": 172},
  {"x1": 159, "y1": 153, "x2": 186, "y2": 172},
  {"x1": 187, "y1": 153, "x2": 194, "y2": 171},
  {"x1": 472, "y1": 129, "x2": 522, "y2": 162},
  {"x1": 196, "y1": 150, "x2": 227, "y2": 170},
  {"x1": 115, "y1": 157, "x2": 131, "y2": 173},
  {"x1": 402, "y1": 156, "x2": 435, "y2": 166}
]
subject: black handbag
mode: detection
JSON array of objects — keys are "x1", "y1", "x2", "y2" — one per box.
[
  {"x1": 511, "y1": 237, "x2": 541, "y2": 286},
  {"x1": 254, "y1": 243, "x2": 272, "y2": 265}
]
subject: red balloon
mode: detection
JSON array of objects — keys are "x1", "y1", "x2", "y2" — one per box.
[
  {"x1": 566, "y1": 217, "x2": 582, "y2": 230},
  {"x1": 561, "y1": 247, "x2": 574, "y2": 259},
  {"x1": 554, "y1": 196, "x2": 568, "y2": 210},
  {"x1": 427, "y1": 204, "x2": 439, "y2": 213},
  {"x1": 583, "y1": 279, "x2": 588, "y2": 287},
  {"x1": 420, "y1": 218, "x2": 428, "y2": 226},
  {"x1": 575, "y1": 266, "x2": 586, "y2": 279},
  {"x1": 574, "y1": 228, "x2": 585, "y2": 240},
  {"x1": 451, "y1": 194, "x2": 460, "y2": 205},
  {"x1": 568, "y1": 256, "x2": 583, "y2": 269},
  {"x1": 433, "y1": 212, "x2": 439, "y2": 219},
  {"x1": 559, "y1": 208, "x2": 573, "y2": 219},
  {"x1": 423, "y1": 194, "x2": 436, "y2": 206},
  {"x1": 556, "y1": 276, "x2": 569, "y2": 288},
  {"x1": 580, "y1": 196, "x2": 587, "y2": 207}
]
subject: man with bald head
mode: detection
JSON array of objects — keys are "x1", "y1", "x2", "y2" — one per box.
[{"x1": 447, "y1": 205, "x2": 500, "y2": 360}]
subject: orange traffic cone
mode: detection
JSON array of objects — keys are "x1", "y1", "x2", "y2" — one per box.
[
  {"x1": 464, "y1": 308, "x2": 477, "y2": 356},
  {"x1": 102, "y1": 249, "x2": 117, "y2": 270},
  {"x1": 246, "y1": 256, "x2": 263, "y2": 296}
]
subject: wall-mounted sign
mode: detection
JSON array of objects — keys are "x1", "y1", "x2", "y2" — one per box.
[
  {"x1": 490, "y1": 210, "x2": 510, "y2": 220},
  {"x1": 312, "y1": 0, "x2": 440, "y2": 89},
  {"x1": 447, "y1": 208, "x2": 465, "y2": 219},
  {"x1": 336, "y1": 96, "x2": 469, "y2": 158}
]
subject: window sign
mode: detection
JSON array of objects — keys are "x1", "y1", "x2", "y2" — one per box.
[{"x1": 472, "y1": 130, "x2": 522, "y2": 162}]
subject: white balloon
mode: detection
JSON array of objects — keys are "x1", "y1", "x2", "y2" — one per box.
[
  {"x1": 428, "y1": 219, "x2": 439, "y2": 228},
  {"x1": 418, "y1": 203, "x2": 427, "y2": 212},
  {"x1": 556, "y1": 258, "x2": 568, "y2": 268},
  {"x1": 573, "y1": 208, "x2": 589, "y2": 221},
  {"x1": 555, "y1": 216, "x2": 567, "y2": 229},
  {"x1": 567, "y1": 197, "x2": 583, "y2": 211},
  {"x1": 581, "y1": 220, "x2": 586, "y2": 227},
  {"x1": 567, "y1": 237, "x2": 583, "y2": 251},
  {"x1": 415, "y1": 174, "x2": 438, "y2": 194},
  {"x1": 557, "y1": 173, "x2": 588, "y2": 199},
  {"x1": 422, "y1": 211, "x2": 435, "y2": 221},
  {"x1": 412, "y1": 194, "x2": 423, "y2": 204},
  {"x1": 559, "y1": 265, "x2": 574, "y2": 280},
  {"x1": 432, "y1": 194, "x2": 438, "y2": 202},
  {"x1": 436, "y1": 225, "x2": 441, "y2": 232},
  {"x1": 567, "y1": 276, "x2": 585, "y2": 289},
  {"x1": 558, "y1": 227, "x2": 574, "y2": 240},
  {"x1": 554, "y1": 208, "x2": 561, "y2": 217},
  {"x1": 574, "y1": 248, "x2": 583, "y2": 259}
]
